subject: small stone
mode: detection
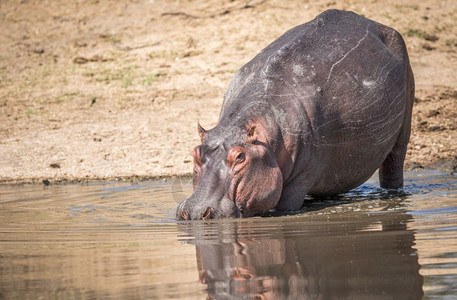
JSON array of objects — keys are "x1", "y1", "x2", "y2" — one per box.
[
  {"x1": 409, "y1": 162, "x2": 424, "y2": 170},
  {"x1": 424, "y1": 33, "x2": 439, "y2": 42},
  {"x1": 33, "y1": 48, "x2": 45, "y2": 54},
  {"x1": 73, "y1": 57, "x2": 89, "y2": 64},
  {"x1": 422, "y1": 43, "x2": 435, "y2": 51},
  {"x1": 74, "y1": 41, "x2": 88, "y2": 48},
  {"x1": 427, "y1": 110, "x2": 440, "y2": 117},
  {"x1": 429, "y1": 125, "x2": 445, "y2": 132}
]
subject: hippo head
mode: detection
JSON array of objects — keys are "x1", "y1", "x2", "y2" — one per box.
[{"x1": 176, "y1": 121, "x2": 283, "y2": 220}]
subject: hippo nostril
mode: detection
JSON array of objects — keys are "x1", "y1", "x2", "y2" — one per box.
[
  {"x1": 202, "y1": 207, "x2": 212, "y2": 220},
  {"x1": 181, "y1": 209, "x2": 189, "y2": 220}
]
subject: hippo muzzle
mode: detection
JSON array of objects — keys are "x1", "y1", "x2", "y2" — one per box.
[{"x1": 177, "y1": 194, "x2": 240, "y2": 220}]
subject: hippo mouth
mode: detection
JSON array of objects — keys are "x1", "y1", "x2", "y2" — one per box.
[
  {"x1": 177, "y1": 193, "x2": 242, "y2": 220},
  {"x1": 231, "y1": 176, "x2": 245, "y2": 215}
]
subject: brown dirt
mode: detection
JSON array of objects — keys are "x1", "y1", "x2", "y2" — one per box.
[{"x1": 0, "y1": 0, "x2": 456, "y2": 184}]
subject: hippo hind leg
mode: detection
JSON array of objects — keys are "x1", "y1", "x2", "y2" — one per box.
[
  {"x1": 376, "y1": 22, "x2": 415, "y2": 190},
  {"x1": 379, "y1": 68, "x2": 414, "y2": 190},
  {"x1": 378, "y1": 98, "x2": 412, "y2": 190},
  {"x1": 379, "y1": 140, "x2": 408, "y2": 189}
]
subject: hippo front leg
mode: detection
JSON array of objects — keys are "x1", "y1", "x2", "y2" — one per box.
[{"x1": 274, "y1": 182, "x2": 308, "y2": 212}]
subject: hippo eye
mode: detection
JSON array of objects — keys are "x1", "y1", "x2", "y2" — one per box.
[
  {"x1": 235, "y1": 152, "x2": 245, "y2": 163},
  {"x1": 227, "y1": 146, "x2": 246, "y2": 168}
]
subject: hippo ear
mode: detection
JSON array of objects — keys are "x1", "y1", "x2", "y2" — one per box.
[
  {"x1": 247, "y1": 124, "x2": 258, "y2": 143},
  {"x1": 197, "y1": 122, "x2": 206, "y2": 142}
]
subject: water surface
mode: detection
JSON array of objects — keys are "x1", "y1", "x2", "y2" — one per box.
[{"x1": 0, "y1": 171, "x2": 456, "y2": 299}]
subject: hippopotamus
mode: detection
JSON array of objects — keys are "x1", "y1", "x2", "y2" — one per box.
[{"x1": 176, "y1": 9, "x2": 414, "y2": 220}]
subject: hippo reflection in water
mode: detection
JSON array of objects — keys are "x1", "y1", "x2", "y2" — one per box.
[
  {"x1": 180, "y1": 208, "x2": 423, "y2": 299},
  {"x1": 177, "y1": 10, "x2": 414, "y2": 220}
]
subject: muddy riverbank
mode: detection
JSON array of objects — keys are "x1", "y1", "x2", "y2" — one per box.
[{"x1": 0, "y1": 0, "x2": 456, "y2": 184}]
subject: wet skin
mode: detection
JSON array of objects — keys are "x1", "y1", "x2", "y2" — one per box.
[{"x1": 177, "y1": 9, "x2": 414, "y2": 220}]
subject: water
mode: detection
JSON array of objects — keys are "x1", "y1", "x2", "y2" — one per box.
[{"x1": 0, "y1": 171, "x2": 456, "y2": 299}]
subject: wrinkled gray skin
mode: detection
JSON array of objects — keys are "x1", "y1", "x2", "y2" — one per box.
[{"x1": 176, "y1": 9, "x2": 414, "y2": 220}]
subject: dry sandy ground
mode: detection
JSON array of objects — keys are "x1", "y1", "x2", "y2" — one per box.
[{"x1": 0, "y1": 0, "x2": 456, "y2": 184}]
